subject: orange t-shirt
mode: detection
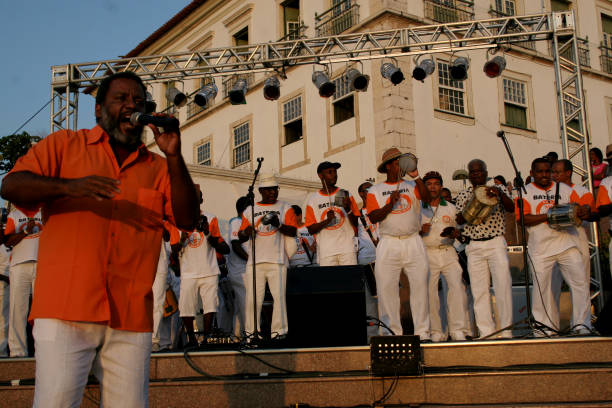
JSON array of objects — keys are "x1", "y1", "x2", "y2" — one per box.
[{"x1": 9, "y1": 126, "x2": 175, "y2": 332}]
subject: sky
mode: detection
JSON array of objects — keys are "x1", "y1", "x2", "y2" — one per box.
[{"x1": 0, "y1": 1, "x2": 188, "y2": 138}]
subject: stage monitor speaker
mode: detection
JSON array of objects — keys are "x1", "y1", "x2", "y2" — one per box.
[
  {"x1": 594, "y1": 298, "x2": 612, "y2": 335},
  {"x1": 286, "y1": 265, "x2": 367, "y2": 348}
]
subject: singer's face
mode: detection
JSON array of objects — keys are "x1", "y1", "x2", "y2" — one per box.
[{"x1": 97, "y1": 78, "x2": 146, "y2": 147}]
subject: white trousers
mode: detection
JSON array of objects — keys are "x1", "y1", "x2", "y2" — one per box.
[
  {"x1": 33, "y1": 319, "x2": 151, "y2": 408},
  {"x1": 375, "y1": 235, "x2": 430, "y2": 339},
  {"x1": 244, "y1": 263, "x2": 288, "y2": 336},
  {"x1": 9, "y1": 261, "x2": 36, "y2": 356},
  {"x1": 319, "y1": 252, "x2": 357, "y2": 267},
  {"x1": 426, "y1": 247, "x2": 469, "y2": 341},
  {"x1": 465, "y1": 236, "x2": 513, "y2": 338},
  {"x1": 0, "y1": 281, "x2": 9, "y2": 356},
  {"x1": 151, "y1": 259, "x2": 168, "y2": 347},
  {"x1": 220, "y1": 271, "x2": 247, "y2": 336},
  {"x1": 530, "y1": 246, "x2": 591, "y2": 333}
]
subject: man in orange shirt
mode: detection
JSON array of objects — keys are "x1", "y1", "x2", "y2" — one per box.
[{"x1": 1, "y1": 71, "x2": 198, "y2": 407}]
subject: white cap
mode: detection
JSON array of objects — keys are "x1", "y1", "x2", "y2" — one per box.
[{"x1": 258, "y1": 173, "x2": 279, "y2": 188}]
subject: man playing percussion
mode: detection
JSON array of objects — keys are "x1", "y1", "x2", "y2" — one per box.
[
  {"x1": 420, "y1": 171, "x2": 469, "y2": 342},
  {"x1": 305, "y1": 162, "x2": 360, "y2": 266},
  {"x1": 455, "y1": 159, "x2": 514, "y2": 339},
  {"x1": 238, "y1": 174, "x2": 297, "y2": 340},
  {"x1": 518, "y1": 158, "x2": 592, "y2": 334},
  {"x1": 366, "y1": 148, "x2": 431, "y2": 340}
]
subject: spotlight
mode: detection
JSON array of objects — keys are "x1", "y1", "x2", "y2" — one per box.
[
  {"x1": 312, "y1": 71, "x2": 336, "y2": 98},
  {"x1": 483, "y1": 55, "x2": 507, "y2": 78},
  {"x1": 165, "y1": 86, "x2": 187, "y2": 108},
  {"x1": 229, "y1": 78, "x2": 248, "y2": 105},
  {"x1": 412, "y1": 59, "x2": 435, "y2": 82},
  {"x1": 450, "y1": 57, "x2": 469, "y2": 81},
  {"x1": 380, "y1": 62, "x2": 404, "y2": 85},
  {"x1": 263, "y1": 77, "x2": 281, "y2": 101},
  {"x1": 145, "y1": 92, "x2": 157, "y2": 113},
  {"x1": 345, "y1": 68, "x2": 369, "y2": 92},
  {"x1": 194, "y1": 83, "x2": 218, "y2": 108}
]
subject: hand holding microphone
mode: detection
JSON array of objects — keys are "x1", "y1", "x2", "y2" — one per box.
[
  {"x1": 130, "y1": 113, "x2": 179, "y2": 129},
  {"x1": 133, "y1": 112, "x2": 182, "y2": 157}
]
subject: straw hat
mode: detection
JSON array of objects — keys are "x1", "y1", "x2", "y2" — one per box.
[
  {"x1": 377, "y1": 147, "x2": 403, "y2": 173},
  {"x1": 258, "y1": 173, "x2": 279, "y2": 188}
]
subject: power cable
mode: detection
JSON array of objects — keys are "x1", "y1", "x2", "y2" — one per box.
[{"x1": 10, "y1": 98, "x2": 53, "y2": 136}]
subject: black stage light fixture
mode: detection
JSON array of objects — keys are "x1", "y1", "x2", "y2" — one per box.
[
  {"x1": 263, "y1": 77, "x2": 281, "y2": 101},
  {"x1": 412, "y1": 58, "x2": 435, "y2": 82},
  {"x1": 145, "y1": 92, "x2": 157, "y2": 113},
  {"x1": 229, "y1": 78, "x2": 248, "y2": 105},
  {"x1": 165, "y1": 86, "x2": 187, "y2": 108},
  {"x1": 194, "y1": 83, "x2": 218, "y2": 108},
  {"x1": 312, "y1": 70, "x2": 336, "y2": 98},
  {"x1": 345, "y1": 68, "x2": 369, "y2": 92},
  {"x1": 483, "y1": 55, "x2": 507, "y2": 78},
  {"x1": 380, "y1": 62, "x2": 404, "y2": 85},
  {"x1": 450, "y1": 57, "x2": 470, "y2": 81}
]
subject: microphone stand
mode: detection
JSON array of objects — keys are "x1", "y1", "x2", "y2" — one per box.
[
  {"x1": 484, "y1": 131, "x2": 554, "y2": 339},
  {"x1": 248, "y1": 157, "x2": 264, "y2": 343}
]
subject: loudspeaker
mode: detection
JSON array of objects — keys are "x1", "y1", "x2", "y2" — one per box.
[
  {"x1": 286, "y1": 265, "x2": 367, "y2": 348},
  {"x1": 594, "y1": 298, "x2": 612, "y2": 335}
]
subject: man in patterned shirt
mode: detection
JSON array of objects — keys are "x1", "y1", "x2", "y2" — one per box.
[{"x1": 455, "y1": 159, "x2": 515, "y2": 339}]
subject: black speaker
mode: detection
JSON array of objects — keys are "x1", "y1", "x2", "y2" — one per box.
[
  {"x1": 594, "y1": 298, "x2": 612, "y2": 335},
  {"x1": 286, "y1": 265, "x2": 367, "y2": 348}
]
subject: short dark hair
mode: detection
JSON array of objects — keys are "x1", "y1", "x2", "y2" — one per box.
[
  {"x1": 291, "y1": 205, "x2": 302, "y2": 216},
  {"x1": 545, "y1": 151, "x2": 558, "y2": 161},
  {"x1": 236, "y1": 196, "x2": 250, "y2": 214},
  {"x1": 441, "y1": 187, "x2": 452, "y2": 196},
  {"x1": 555, "y1": 159, "x2": 573, "y2": 173},
  {"x1": 590, "y1": 147, "x2": 604, "y2": 162},
  {"x1": 531, "y1": 157, "x2": 551, "y2": 170},
  {"x1": 95, "y1": 71, "x2": 146, "y2": 106},
  {"x1": 494, "y1": 175, "x2": 507, "y2": 185}
]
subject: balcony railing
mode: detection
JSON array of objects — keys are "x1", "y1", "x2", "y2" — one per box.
[
  {"x1": 278, "y1": 22, "x2": 306, "y2": 42},
  {"x1": 559, "y1": 38, "x2": 591, "y2": 67},
  {"x1": 186, "y1": 101, "x2": 204, "y2": 119},
  {"x1": 315, "y1": 0, "x2": 359, "y2": 37},
  {"x1": 601, "y1": 45, "x2": 612, "y2": 74},
  {"x1": 424, "y1": 0, "x2": 474, "y2": 24},
  {"x1": 222, "y1": 74, "x2": 255, "y2": 99}
]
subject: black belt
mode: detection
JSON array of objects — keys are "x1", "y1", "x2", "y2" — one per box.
[{"x1": 469, "y1": 235, "x2": 498, "y2": 242}]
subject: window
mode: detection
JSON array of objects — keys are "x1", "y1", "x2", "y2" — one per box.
[
  {"x1": 503, "y1": 78, "x2": 528, "y2": 129},
  {"x1": 196, "y1": 142, "x2": 211, "y2": 166},
  {"x1": 550, "y1": 0, "x2": 570, "y2": 12},
  {"x1": 495, "y1": 0, "x2": 515, "y2": 15},
  {"x1": 233, "y1": 122, "x2": 250, "y2": 167},
  {"x1": 233, "y1": 27, "x2": 248, "y2": 46},
  {"x1": 332, "y1": 74, "x2": 354, "y2": 124},
  {"x1": 281, "y1": 0, "x2": 300, "y2": 40},
  {"x1": 602, "y1": 14, "x2": 612, "y2": 74},
  {"x1": 282, "y1": 95, "x2": 303, "y2": 145},
  {"x1": 437, "y1": 61, "x2": 466, "y2": 115}
]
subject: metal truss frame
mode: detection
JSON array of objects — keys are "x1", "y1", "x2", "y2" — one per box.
[{"x1": 50, "y1": 11, "x2": 606, "y2": 307}]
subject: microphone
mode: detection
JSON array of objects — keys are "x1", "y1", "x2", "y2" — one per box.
[
  {"x1": 130, "y1": 112, "x2": 179, "y2": 129},
  {"x1": 496, "y1": 130, "x2": 505, "y2": 138}
]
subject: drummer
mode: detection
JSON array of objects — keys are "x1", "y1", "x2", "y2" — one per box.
[
  {"x1": 455, "y1": 159, "x2": 514, "y2": 339},
  {"x1": 517, "y1": 157, "x2": 592, "y2": 335}
]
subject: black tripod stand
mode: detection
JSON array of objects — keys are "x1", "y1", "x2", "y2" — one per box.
[{"x1": 481, "y1": 131, "x2": 556, "y2": 339}]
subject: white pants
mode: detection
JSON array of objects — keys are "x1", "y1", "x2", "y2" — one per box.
[
  {"x1": 361, "y1": 263, "x2": 379, "y2": 341},
  {"x1": 375, "y1": 235, "x2": 430, "y2": 340},
  {"x1": 426, "y1": 247, "x2": 468, "y2": 341},
  {"x1": 319, "y1": 252, "x2": 357, "y2": 266},
  {"x1": 465, "y1": 236, "x2": 513, "y2": 338},
  {"x1": 225, "y1": 271, "x2": 247, "y2": 336},
  {"x1": 530, "y1": 246, "x2": 591, "y2": 333},
  {"x1": 33, "y1": 318, "x2": 151, "y2": 408},
  {"x1": 179, "y1": 275, "x2": 219, "y2": 317},
  {"x1": 9, "y1": 261, "x2": 36, "y2": 356},
  {"x1": 151, "y1": 260, "x2": 168, "y2": 347},
  {"x1": 0, "y1": 280, "x2": 9, "y2": 356},
  {"x1": 244, "y1": 263, "x2": 288, "y2": 336}
]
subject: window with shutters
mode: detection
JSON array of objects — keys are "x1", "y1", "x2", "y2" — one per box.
[
  {"x1": 332, "y1": 74, "x2": 354, "y2": 125},
  {"x1": 232, "y1": 122, "x2": 250, "y2": 167},
  {"x1": 503, "y1": 78, "x2": 528, "y2": 129},
  {"x1": 282, "y1": 95, "x2": 303, "y2": 145}
]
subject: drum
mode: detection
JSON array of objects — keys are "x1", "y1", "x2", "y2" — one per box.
[
  {"x1": 547, "y1": 204, "x2": 581, "y2": 230},
  {"x1": 462, "y1": 185, "x2": 498, "y2": 225},
  {"x1": 398, "y1": 153, "x2": 417, "y2": 176},
  {"x1": 334, "y1": 189, "x2": 349, "y2": 207}
]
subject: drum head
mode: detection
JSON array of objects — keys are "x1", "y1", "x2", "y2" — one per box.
[
  {"x1": 398, "y1": 153, "x2": 417, "y2": 174},
  {"x1": 474, "y1": 186, "x2": 499, "y2": 206}
]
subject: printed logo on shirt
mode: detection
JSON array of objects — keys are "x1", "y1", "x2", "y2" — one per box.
[
  {"x1": 17, "y1": 218, "x2": 43, "y2": 239},
  {"x1": 254, "y1": 211, "x2": 280, "y2": 236},
  {"x1": 442, "y1": 215, "x2": 451, "y2": 224},
  {"x1": 187, "y1": 232, "x2": 204, "y2": 248},
  {"x1": 385, "y1": 193, "x2": 412, "y2": 214},
  {"x1": 536, "y1": 200, "x2": 555, "y2": 215},
  {"x1": 321, "y1": 207, "x2": 345, "y2": 230}
]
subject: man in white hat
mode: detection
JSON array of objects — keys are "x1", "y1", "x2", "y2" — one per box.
[
  {"x1": 238, "y1": 174, "x2": 297, "y2": 340},
  {"x1": 305, "y1": 161, "x2": 360, "y2": 266},
  {"x1": 366, "y1": 148, "x2": 431, "y2": 340}
]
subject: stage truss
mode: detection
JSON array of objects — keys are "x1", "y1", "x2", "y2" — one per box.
[{"x1": 50, "y1": 11, "x2": 605, "y2": 308}]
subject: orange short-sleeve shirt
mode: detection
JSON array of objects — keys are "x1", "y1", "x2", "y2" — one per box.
[{"x1": 9, "y1": 126, "x2": 174, "y2": 332}]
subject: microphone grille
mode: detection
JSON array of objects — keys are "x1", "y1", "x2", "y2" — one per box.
[{"x1": 130, "y1": 112, "x2": 141, "y2": 126}]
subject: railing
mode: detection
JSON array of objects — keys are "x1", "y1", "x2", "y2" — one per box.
[
  {"x1": 315, "y1": 0, "x2": 359, "y2": 37},
  {"x1": 559, "y1": 38, "x2": 591, "y2": 67},
  {"x1": 186, "y1": 101, "x2": 203, "y2": 119},
  {"x1": 424, "y1": 0, "x2": 474, "y2": 24},
  {"x1": 600, "y1": 45, "x2": 612, "y2": 74},
  {"x1": 278, "y1": 22, "x2": 306, "y2": 42},
  {"x1": 222, "y1": 73, "x2": 255, "y2": 99}
]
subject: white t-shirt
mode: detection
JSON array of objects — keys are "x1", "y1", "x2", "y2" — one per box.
[
  {"x1": 226, "y1": 216, "x2": 248, "y2": 274},
  {"x1": 305, "y1": 187, "x2": 359, "y2": 260},
  {"x1": 180, "y1": 211, "x2": 224, "y2": 279},
  {"x1": 357, "y1": 208, "x2": 378, "y2": 265},
  {"x1": 289, "y1": 225, "x2": 316, "y2": 266},
  {"x1": 420, "y1": 200, "x2": 457, "y2": 248},
  {"x1": 366, "y1": 180, "x2": 422, "y2": 237},
  {"x1": 517, "y1": 182, "x2": 582, "y2": 257},
  {"x1": 6, "y1": 208, "x2": 42, "y2": 266},
  {"x1": 240, "y1": 201, "x2": 297, "y2": 265}
]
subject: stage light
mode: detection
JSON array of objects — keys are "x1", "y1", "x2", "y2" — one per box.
[
  {"x1": 380, "y1": 62, "x2": 404, "y2": 85},
  {"x1": 145, "y1": 92, "x2": 157, "y2": 113},
  {"x1": 194, "y1": 83, "x2": 218, "y2": 108},
  {"x1": 412, "y1": 59, "x2": 435, "y2": 82},
  {"x1": 165, "y1": 86, "x2": 187, "y2": 108},
  {"x1": 312, "y1": 71, "x2": 336, "y2": 98},
  {"x1": 483, "y1": 55, "x2": 507, "y2": 78},
  {"x1": 263, "y1": 77, "x2": 281, "y2": 101},
  {"x1": 450, "y1": 57, "x2": 470, "y2": 81},
  {"x1": 345, "y1": 68, "x2": 369, "y2": 92},
  {"x1": 229, "y1": 78, "x2": 248, "y2": 105}
]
